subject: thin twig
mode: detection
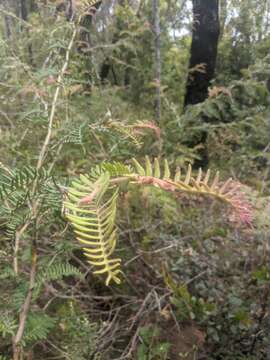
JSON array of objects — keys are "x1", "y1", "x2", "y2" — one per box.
[
  {"x1": 13, "y1": 221, "x2": 31, "y2": 275},
  {"x1": 37, "y1": 16, "x2": 80, "y2": 171},
  {"x1": 13, "y1": 239, "x2": 37, "y2": 359}
]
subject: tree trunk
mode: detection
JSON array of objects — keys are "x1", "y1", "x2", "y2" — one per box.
[
  {"x1": 1, "y1": 0, "x2": 20, "y2": 39},
  {"x1": 152, "y1": 0, "x2": 161, "y2": 122},
  {"x1": 20, "y1": 0, "x2": 35, "y2": 66},
  {"x1": 4, "y1": 16, "x2": 12, "y2": 38},
  {"x1": 20, "y1": 0, "x2": 28, "y2": 22},
  {"x1": 3, "y1": 0, "x2": 12, "y2": 39},
  {"x1": 184, "y1": 0, "x2": 220, "y2": 106}
]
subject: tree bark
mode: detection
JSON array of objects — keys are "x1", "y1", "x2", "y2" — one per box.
[
  {"x1": 20, "y1": 0, "x2": 35, "y2": 66},
  {"x1": 4, "y1": 16, "x2": 12, "y2": 38},
  {"x1": 152, "y1": 0, "x2": 161, "y2": 122},
  {"x1": 20, "y1": 0, "x2": 28, "y2": 22},
  {"x1": 184, "y1": 0, "x2": 220, "y2": 106}
]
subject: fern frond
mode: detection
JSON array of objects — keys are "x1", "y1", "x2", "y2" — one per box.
[
  {"x1": 133, "y1": 121, "x2": 161, "y2": 139},
  {"x1": 63, "y1": 123, "x2": 86, "y2": 145},
  {"x1": 0, "y1": 166, "x2": 48, "y2": 200},
  {"x1": 35, "y1": 263, "x2": 83, "y2": 290},
  {"x1": 0, "y1": 313, "x2": 17, "y2": 338},
  {"x1": 129, "y1": 157, "x2": 252, "y2": 225},
  {"x1": 90, "y1": 162, "x2": 132, "y2": 179},
  {"x1": 64, "y1": 157, "x2": 252, "y2": 286},
  {"x1": 0, "y1": 266, "x2": 16, "y2": 280},
  {"x1": 0, "y1": 166, "x2": 49, "y2": 213},
  {"x1": 65, "y1": 173, "x2": 121, "y2": 286},
  {"x1": 101, "y1": 162, "x2": 132, "y2": 177},
  {"x1": 39, "y1": 180, "x2": 63, "y2": 212},
  {"x1": 22, "y1": 312, "x2": 56, "y2": 345},
  {"x1": 106, "y1": 120, "x2": 143, "y2": 148},
  {"x1": 0, "y1": 166, "x2": 55, "y2": 239},
  {"x1": 91, "y1": 119, "x2": 160, "y2": 150},
  {"x1": 81, "y1": 0, "x2": 102, "y2": 10}
]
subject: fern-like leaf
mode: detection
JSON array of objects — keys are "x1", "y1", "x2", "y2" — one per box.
[
  {"x1": 34, "y1": 262, "x2": 83, "y2": 299},
  {"x1": 64, "y1": 157, "x2": 252, "y2": 286},
  {"x1": 0, "y1": 166, "x2": 48, "y2": 202},
  {"x1": 22, "y1": 312, "x2": 56, "y2": 345},
  {"x1": 0, "y1": 313, "x2": 17, "y2": 338},
  {"x1": 65, "y1": 173, "x2": 121, "y2": 286},
  {"x1": 129, "y1": 157, "x2": 252, "y2": 225},
  {"x1": 91, "y1": 162, "x2": 132, "y2": 179}
]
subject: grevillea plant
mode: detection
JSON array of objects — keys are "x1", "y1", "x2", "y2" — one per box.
[{"x1": 64, "y1": 157, "x2": 252, "y2": 286}]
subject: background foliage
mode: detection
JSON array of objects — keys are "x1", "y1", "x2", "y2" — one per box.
[{"x1": 0, "y1": 0, "x2": 270, "y2": 359}]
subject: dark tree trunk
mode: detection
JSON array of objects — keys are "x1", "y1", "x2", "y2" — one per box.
[
  {"x1": 4, "y1": 15, "x2": 12, "y2": 38},
  {"x1": 184, "y1": 0, "x2": 220, "y2": 106},
  {"x1": 20, "y1": 0, "x2": 35, "y2": 66},
  {"x1": 2, "y1": 0, "x2": 20, "y2": 39},
  {"x1": 3, "y1": 0, "x2": 12, "y2": 39},
  {"x1": 152, "y1": 0, "x2": 161, "y2": 123},
  {"x1": 100, "y1": 60, "x2": 110, "y2": 84},
  {"x1": 20, "y1": 0, "x2": 28, "y2": 21},
  {"x1": 99, "y1": 58, "x2": 118, "y2": 85}
]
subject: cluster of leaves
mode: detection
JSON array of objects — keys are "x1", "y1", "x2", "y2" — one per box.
[
  {"x1": 183, "y1": 80, "x2": 269, "y2": 126},
  {"x1": 165, "y1": 56, "x2": 270, "y2": 180},
  {"x1": 0, "y1": 1, "x2": 270, "y2": 359}
]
